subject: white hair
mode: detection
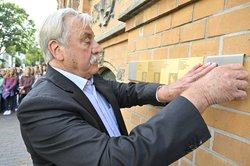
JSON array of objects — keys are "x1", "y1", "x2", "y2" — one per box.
[{"x1": 38, "y1": 8, "x2": 93, "y2": 63}]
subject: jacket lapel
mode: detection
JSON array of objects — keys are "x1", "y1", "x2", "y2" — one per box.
[
  {"x1": 93, "y1": 75, "x2": 128, "y2": 135},
  {"x1": 45, "y1": 65, "x2": 108, "y2": 134}
]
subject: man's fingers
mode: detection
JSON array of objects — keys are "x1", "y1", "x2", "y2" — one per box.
[
  {"x1": 190, "y1": 63, "x2": 217, "y2": 80},
  {"x1": 185, "y1": 62, "x2": 215, "y2": 77},
  {"x1": 234, "y1": 90, "x2": 248, "y2": 100},
  {"x1": 235, "y1": 80, "x2": 249, "y2": 90},
  {"x1": 226, "y1": 63, "x2": 245, "y2": 70},
  {"x1": 234, "y1": 70, "x2": 249, "y2": 81},
  {"x1": 186, "y1": 63, "x2": 202, "y2": 74}
]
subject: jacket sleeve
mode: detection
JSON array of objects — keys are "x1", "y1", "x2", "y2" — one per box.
[
  {"x1": 18, "y1": 94, "x2": 210, "y2": 166},
  {"x1": 101, "y1": 77, "x2": 164, "y2": 108}
]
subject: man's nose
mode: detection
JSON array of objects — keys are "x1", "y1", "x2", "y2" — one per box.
[{"x1": 92, "y1": 40, "x2": 103, "y2": 54}]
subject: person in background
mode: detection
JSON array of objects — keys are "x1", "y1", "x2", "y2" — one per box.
[
  {"x1": 42, "y1": 64, "x2": 47, "y2": 75},
  {"x1": 19, "y1": 67, "x2": 35, "y2": 104},
  {"x1": 17, "y1": 8, "x2": 249, "y2": 166},
  {"x1": 16, "y1": 67, "x2": 23, "y2": 106},
  {"x1": 30, "y1": 67, "x2": 35, "y2": 78},
  {"x1": 12, "y1": 67, "x2": 21, "y2": 111},
  {"x1": 0, "y1": 69, "x2": 6, "y2": 113},
  {"x1": 2, "y1": 68, "x2": 17, "y2": 115},
  {"x1": 32, "y1": 65, "x2": 43, "y2": 87}
]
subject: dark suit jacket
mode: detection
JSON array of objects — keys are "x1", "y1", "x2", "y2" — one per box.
[{"x1": 17, "y1": 65, "x2": 210, "y2": 166}]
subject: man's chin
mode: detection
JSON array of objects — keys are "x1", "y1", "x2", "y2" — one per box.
[{"x1": 92, "y1": 64, "x2": 99, "y2": 73}]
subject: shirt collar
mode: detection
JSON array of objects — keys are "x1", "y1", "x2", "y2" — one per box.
[{"x1": 52, "y1": 66, "x2": 93, "y2": 90}]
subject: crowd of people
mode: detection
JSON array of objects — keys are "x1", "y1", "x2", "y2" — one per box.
[{"x1": 0, "y1": 64, "x2": 47, "y2": 115}]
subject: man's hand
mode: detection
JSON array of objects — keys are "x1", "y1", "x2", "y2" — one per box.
[
  {"x1": 157, "y1": 63, "x2": 217, "y2": 103},
  {"x1": 181, "y1": 64, "x2": 249, "y2": 113}
]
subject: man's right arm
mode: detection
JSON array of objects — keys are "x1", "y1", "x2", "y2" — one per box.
[{"x1": 18, "y1": 93, "x2": 210, "y2": 166}]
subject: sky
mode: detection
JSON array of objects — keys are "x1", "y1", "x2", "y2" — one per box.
[{"x1": 4, "y1": 0, "x2": 57, "y2": 28}]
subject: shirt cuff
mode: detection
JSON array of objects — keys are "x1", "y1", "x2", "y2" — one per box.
[{"x1": 155, "y1": 85, "x2": 166, "y2": 104}]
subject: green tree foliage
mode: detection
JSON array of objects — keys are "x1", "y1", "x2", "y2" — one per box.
[
  {"x1": 15, "y1": 55, "x2": 21, "y2": 67},
  {"x1": 0, "y1": 58, "x2": 6, "y2": 68},
  {"x1": 25, "y1": 44, "x2": 45, "y2": 66},
  {"x1": 0, "y1": 1, "x2": 36, "y2": 57}
]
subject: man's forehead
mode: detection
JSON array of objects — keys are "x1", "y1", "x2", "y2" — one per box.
[
  {"x1": 67, "y1": 16, "x2": 94, "y2": 34},
  {"x1": 82, "y1": 27, "x2": 94, "y2": 34},
  {"x1": 80, "y1": 26, "x2": 95, "y2": 36}
]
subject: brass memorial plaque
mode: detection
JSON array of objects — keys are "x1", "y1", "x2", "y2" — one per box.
[{"x1": 128, "y1": 54, "x2": 244, "y2": 84}]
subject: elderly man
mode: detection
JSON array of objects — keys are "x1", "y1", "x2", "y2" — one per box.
[{"x1": 17, "y1": 8, "x2": 249, "y2": 166}]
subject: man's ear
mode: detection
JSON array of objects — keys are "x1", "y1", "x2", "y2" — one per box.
[{"x1": 48, "y1": 40, "x2": 64, "y2": 61}]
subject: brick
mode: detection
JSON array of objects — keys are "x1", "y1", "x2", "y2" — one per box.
[
  {"x1": 128, "y1": 50, "x2": 151, "y2": 62},
  {"x1": 144, "y1": 2, "x2": 159, "y2": 22},
  {"x1": 147, "y1": 33, "x2": 162, "y2": 49},
  {"x1": 126, "y1": 18, "x2": 135, "y2": 31},
  {"x1": 213, "y1": 133, "x2": 250, "y2": 166},
  {"x1": 124, "y1": 121, "x2": 135, "y2": 133},
  {"x1": 153, "y1": 47, "x2": 169, "y2": 59},
  {"x1": 136, "y1": 38, "x2": 148, "y2": 50},
  {"x1": 80, "y1": 0, "x2": 90, "y2": 13},
  {"x1": 162, "y1": 28, "x2": 180, "y2": 46},
  {"x1": 180, "y1": 160, "x2": 192, "y2": 166},
  {"x1": 220, "y1": 87, "x2": 250, "y2": 113},
  {"x1": 131, "y1": 113, "x2": 141, "y2": 125},
  {"x1": 202, "y1": 107, "x2": 250, "y2": 139},
  {"x1": 170, "y1": 160, "x2": 178, "y2": 166},
  {"x1": 223, "y1": 33, "x2": 250, "y2": 56},
  {"x1": 226, "y1": 0, "x2": 250, "y2": 9},
  {"x1": 193, "y1": 0, "x2": 224, "y2": 20},
  {"x1": 185, "y1": 151, "x2": 193, "y2": 160},
  {"x1": 137, "y1": 50, "x2": 152, "y2": 61},
  {"x1": 135, "y1": 12, "x2": 144, "y2": 27},
  {"x1": 92, "y1": 25, "x2": 101, "y2": 37},
  {"x1": 196, "y1": 148, "x2": 232, "y2": 166},
  {"x1": 208, "y1": 6, "x2": 250, "y2": 37},
  {"x1": 121, "y1": 109, "x2": 132, "y2": 121},
  {"x1": 128, "y1": 42, "x2": 136, "y2": 53},
  {"x1": 128, "y1": 28, "x2": 141, "y2": 42},
  {"x1": 180, "y1": 20, "x2": 206, "y2": 42},
  {"x1": 169, "y1": 44, "x2": 189, "y2": 58},
  {"x1": 178, "y1": 0, "x2": 195, "y2": 6},
  {"x1": 191, "y1": 39, "x2": 220, "y2": 57},
  {"x1": 104, "y1": 42, "x2": 127, "y2": 62},
  {"x1": 158, "y1": 0, "x2": 177, "y2": 15},
  {"x1": 144, "y1": 22, "x2": 155, "y2": 37},
  {"x1": 127, "y1": 52, "x2": 137, "y2": 62},
  {"x1": 146, "y1": 105, "x2": 161, "y2": 119},
  {"x1": 101, "y1": 32, "x2": 128, "y2": 48},
  {"x1": 104, "y1": 44, "x2": 124, "y2": 64},
  {"x1": 140, "y1": 118, "x2": 147, "y2": 124},
  {"x1": 202, "y1": 139, "x2": 210, "y2": 148},
  {"x1": 155, "y1": 15, "x2": 172, "y2": 33},
  {"x1": 172, "y1": 5, "x2": 193, "y2": 27},
  {"x1": 134, "y1": 106, "x2": 148, "y2": 117}
]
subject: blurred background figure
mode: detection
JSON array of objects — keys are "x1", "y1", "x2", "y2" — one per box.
[
  {"x1": 19, "y1": 67, "x2": 35, "y2": 104},
  {"x1": 0, "y1": 69, "x2": 6, "y2": 113},
  {"x1": 2, "y1": 68, "x2": 17, "y2": 115}
]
